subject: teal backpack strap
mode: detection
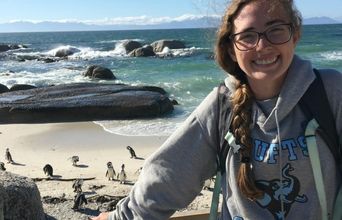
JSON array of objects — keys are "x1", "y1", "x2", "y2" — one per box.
[
  {"x1": 209, "y1": 130, "x2": 237, "y2": 220},
  {"x1": 209, "y1": 83, "x2": 234, "y2": 219},
  {"x1": 333, "y1": 186, "x2": 342, "y2": 220},
  {"x1": 306, "y1": 119, "x2": 328, "y2": 220},
  {"x1": 306, "y1": 118, "x2": 342, "y2": 220},
  {"x1": 209, "y1": 171, "x2": 222, "y2": 220}
]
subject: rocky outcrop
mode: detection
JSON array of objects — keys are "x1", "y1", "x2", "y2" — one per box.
[
  {"x1": 54, "y1": 46, "x2": 80, "y2": 57},
  {"x1": 128, "y1": 45, "x2": 155, "y2": 57},
  {"x1": 0, "y1": 172, "x2": 45, "y2": 220},
  {"x1": 10, "y1": 84, "x2": 37, "y2": 91},
  {"x1": 151, "y1": 40, "x2": 186, "y2": 52},
  {"x1": 0, "y1": 44, "x2": 27, "y2": 52},
  {"x1": 0, "y1": 84, "x2": 9, "y2": 94},
  {"x1": 122, "y1": 41, "x2": 142, "y2": 53},
  {"x1": 0, "y1": 83, "x2": 174, "y2": 123},
  {"x1": 84, "y1": 65, "x2": 116, "y2": 80}
]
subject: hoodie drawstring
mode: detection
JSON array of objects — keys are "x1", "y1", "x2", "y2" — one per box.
[{"x1": 274, "y1": 108, "x2": 285, "y2": 219}]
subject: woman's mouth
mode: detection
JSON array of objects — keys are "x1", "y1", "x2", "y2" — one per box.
[{"x1": 254, "y1": 56, "x2": 278, "y2": 65}]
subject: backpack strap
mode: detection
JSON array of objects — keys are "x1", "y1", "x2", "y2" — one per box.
[
  {"x1": 299, "y1": 69, "x2": 341, "y2": 169},
  {"x1": 217, "y1": 83, "x2": 233, "y2": 173},
  {"x1": 305, "y1": 119, "x2": 329, "y2": 220}
]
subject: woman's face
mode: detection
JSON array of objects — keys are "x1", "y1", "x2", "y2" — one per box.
[{"x1": 229, "y1": 1, "x2": 299, "y2": 91}]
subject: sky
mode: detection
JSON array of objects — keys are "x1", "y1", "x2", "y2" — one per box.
[{"x1": 0, "y1": 0, "x2": 341, "y2": 24}]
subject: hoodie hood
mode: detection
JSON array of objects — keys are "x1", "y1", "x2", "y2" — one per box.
[{"x1": 259, "y1": 55, "x2": 315, "y2": 131}]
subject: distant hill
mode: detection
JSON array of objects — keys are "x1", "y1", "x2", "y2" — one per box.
[
  {"x1": 0, "y1": 16, "x2": 341, "y2": 33},
  {"x1": 303, "y1": 16, "x2": 341, "y2": 25}
]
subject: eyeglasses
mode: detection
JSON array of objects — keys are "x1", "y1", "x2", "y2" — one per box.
[{"x1": 230, "y1": 23, "x2": 293, "y2": 51}]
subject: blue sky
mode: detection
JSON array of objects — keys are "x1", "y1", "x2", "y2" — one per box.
[{"x1": 0, "y1": 0, "x2": 341, "y2": 24}]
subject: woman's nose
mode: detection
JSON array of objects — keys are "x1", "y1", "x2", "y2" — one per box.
[{"x1": 255, "y1": 35, "x2": 271, "y2": 50}]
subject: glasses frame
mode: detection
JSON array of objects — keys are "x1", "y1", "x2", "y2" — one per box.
[{"x1": 229, "y1": 23, "x2": 294, "y2": 51}]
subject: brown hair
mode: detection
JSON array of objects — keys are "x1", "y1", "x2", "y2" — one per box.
[{"x1": 215, "y1": 0, "x2": 302, "y2": 200}]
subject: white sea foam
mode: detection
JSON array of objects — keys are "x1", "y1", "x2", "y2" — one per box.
[
  {"x1": 97, "y1": 38, "x2": 144, "y2": 44},
  {"x1": 68, "y1": 47, "x2": 123, "y2": 59},
  {"x1": 0, "y1": 68, "x2": 88, "y2": 88},
  {"x1": 94, "y1": 118, "x2": 182, "y2": 136},
  {"x1": 45, "y1": 45, "x2": 81, "y2": 57},
  {"x1": 113, "y1": 40, "x2": 130, "y2": 55},
  {"x1": 321, "y1": 51, "x2": 342, "y2": 61},
  {"x1": 156, "y1": 46, "x2": 203, "y2": 57}
]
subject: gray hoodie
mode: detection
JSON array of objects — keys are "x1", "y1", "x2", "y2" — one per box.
[{"x1": 109, "y1": 55, "x2": 342, "y2": 220}]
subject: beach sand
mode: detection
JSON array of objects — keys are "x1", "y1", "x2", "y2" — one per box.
[{"x1": 0, "y1": 122, "x2": 214, "y2": 219}]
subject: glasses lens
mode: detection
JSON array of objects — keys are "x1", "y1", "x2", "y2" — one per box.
[
  {"x1": 265, "y1": 24, "x2": 292, "y2": 45},
  {"x1": 231, "y1": 24, "x2": 293, "y2": 51},
  {"x1": 233, "y1": 32, "x2": 258, "y2": 51}
]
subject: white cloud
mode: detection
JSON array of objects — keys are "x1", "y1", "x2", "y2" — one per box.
[{"x1": 3, "y1": 14, "x2": 220, "y2": 26}]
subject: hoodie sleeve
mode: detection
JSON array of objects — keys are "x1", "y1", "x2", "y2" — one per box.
[
  {"x1": 108, "y1": 88, "x2": 220, "y2": 220},
  {"x1": 319, "y1": 68, "x2": 342, "y2": 146}
]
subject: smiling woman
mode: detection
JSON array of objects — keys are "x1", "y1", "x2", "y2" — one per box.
[
  {"x1": 0, "y1": 0, "x2": 341, "y2": 219},
  {"x1": 90, "y1": 0, "x2": 342, "y2": 220}
]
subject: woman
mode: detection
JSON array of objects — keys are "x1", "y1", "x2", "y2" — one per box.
[{"x1": 93, "y1": 0, "x2": 342, "y2": 219}]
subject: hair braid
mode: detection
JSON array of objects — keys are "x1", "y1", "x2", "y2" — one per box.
[{"x1": 231, "y1": 79, "x2": 263, "y2": 200}]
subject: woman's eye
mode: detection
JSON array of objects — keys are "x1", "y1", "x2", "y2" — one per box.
[{"x1": 238, "y1": 33, "x2": 256, "y2": 42}]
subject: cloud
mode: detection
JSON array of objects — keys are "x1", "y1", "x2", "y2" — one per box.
[{"x1": 2, "y1": 14, "x2": 220, "y2": 26}]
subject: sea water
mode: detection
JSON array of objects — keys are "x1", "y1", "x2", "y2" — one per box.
[{"x1": 0, "y1": 24, "x2": 341, "y2": 136}]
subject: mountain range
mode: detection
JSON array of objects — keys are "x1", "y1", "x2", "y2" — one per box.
[{"x1": 0, "y1": 16, "x2": 341, "y2": 33}]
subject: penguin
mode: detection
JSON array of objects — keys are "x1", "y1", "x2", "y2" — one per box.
[
  {"x1": 117, "y1": 164, "x2": 127, "y2": 184},
  {"x1": 70, "y1": 155, "x2": 79, "y2": 166},
  {"x1": 5, "y1": 148, "x2": 13, "y2": 164},
  {"x1": 126, "y1": 146, "x2": 137, "y2": 159},
  {"x1": 72, "y1": 179, "x2": 84, "y2": 192},
  {"x1": 72, "y1": 191, "x2": 87, "y2": 211},
  {"x1": 203, "y1": 177, "x2": 215, "y2": 190},
  {"x1": 0, "y1": 162, "x2": 6, "y2": 171},
  {"x1": 43, "y1": 164, "x2": 53, "y2": 177},
  {"x1": 105, "y1": 162, "x2": 116, "y2": 181}
]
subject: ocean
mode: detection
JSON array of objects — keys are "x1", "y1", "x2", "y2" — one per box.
[{"x1": 0, "y1": 24, "x2": 341, "y2": 136}]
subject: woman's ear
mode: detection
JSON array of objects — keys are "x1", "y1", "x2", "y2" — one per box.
[{"x1": 228, "y1": 46, "x2": 237, "y2": 62}]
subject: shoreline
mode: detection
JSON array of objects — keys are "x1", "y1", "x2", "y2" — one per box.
[
  {"x1": 0, "y1": 122, "x2": 167, "y2": 179},
  {"x1": 0, "y1": 122, "x2": 215, "y2": 219}
]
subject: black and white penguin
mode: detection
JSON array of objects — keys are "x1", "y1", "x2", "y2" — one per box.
[
  {"x1": 43, "y1": 164, "x2": 53, "y2": 177},
  {"x1": 5, "y1": 148, "x2": 13, "y2": 164},
  {"x1": 0, "y1": 162, "x2": 6, "y2": 171},
  {"x1": 126, "y1": 146, "x2": 137, "y2": 159},
  {"x1": 72, "y1": 179, "x2": 84, "y2": 192},
  {"x1": 70, "y1": 155, "x2": 79, "y2": 166},
  {"x1": 105, "y1": 162, "x2": 116, "y2": 181},
  {"x1": 117, "y1": 164, "x2": 127, "y2": 184},
  {"x1": 203, "y1": 177, "x2": 215, "y2": 190},
  {"x1": 72, "y1": 191, "x2": 87, "y2": 211}
]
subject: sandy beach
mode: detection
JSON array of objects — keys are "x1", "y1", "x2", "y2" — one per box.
[{"x1": 0, "y1": 122, "x2": 214, "y2": 219}]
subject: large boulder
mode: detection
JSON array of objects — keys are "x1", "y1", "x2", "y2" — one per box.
[
  {"x1": 0, "y1": 172, "x2": 45, "y2": 220},
  {"x1": 0, "y1": 44, "x2": 27, "y2": 52},
  {"x1": 0, "y1": 83, "x2": 174, "y2": 123},
  {"x1": 54, "y1": 46, "x2": 80, "y2": 57},
  {"x1": 151, "y1": 40, "x2": 186, "y2": 52},
  {"x1": 122, "y1": 40, "x2": 142, "y2": 54},
  {"x1": 10, "y1": 84, "x2": 37, "y2": 92},
  {"x1": 128, "y1": 45, "x2": 155, "y2": 57},
  {"x1": 0, "y1": 84, "x2": 9, "y2": 94},
  {"x1": 0, "y1": 44, "x2": 10, "y2": 52},
  {"x1": 84, "y1": 65, "x2": 116, "y2": 80}
]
